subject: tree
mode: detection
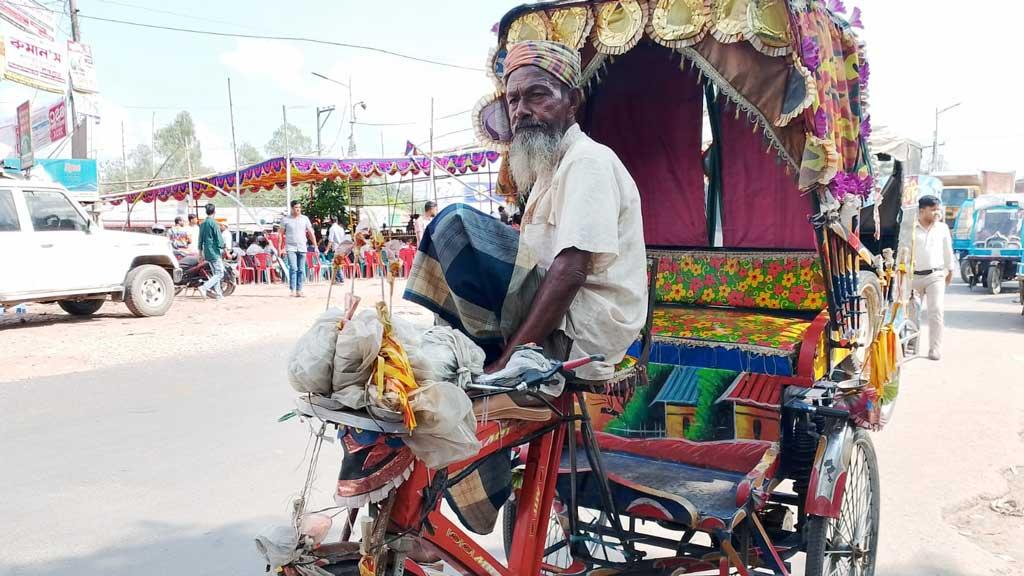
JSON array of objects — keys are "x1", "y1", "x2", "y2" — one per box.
[
  {"x1": 99, "y1": 144, "x2": 157, "y2": 194},
  {"x1": 237, "y1": 142, "x2": 263, "y2": 166},
  {"x1": 303, "y1": 179, "x2": 350, "y2": 227},
  {"x1": 265, "y1": 122, "x2": 313, "y2": 157},
  {"x1": 152, "y1": 111, "x2": 211, "y2": 178}
]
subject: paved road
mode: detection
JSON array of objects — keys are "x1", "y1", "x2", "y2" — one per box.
[{"x1": 1, "y1": 282, "x2": 1021, "y2": 575}]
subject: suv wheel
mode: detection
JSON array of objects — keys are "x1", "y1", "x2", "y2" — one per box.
[
  {"x1": 58, "y1": 299, "x2": 105, "y2": 316},
  {"x1": 124, "y1": 265, "x2": 173, "y2": 317}
]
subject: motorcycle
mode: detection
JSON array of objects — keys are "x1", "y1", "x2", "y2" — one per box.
[{"x1": 174, "y1": 254, "x2": 237, "y2": 297}]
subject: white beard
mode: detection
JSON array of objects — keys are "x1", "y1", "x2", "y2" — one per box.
[{"x1": 509, "y1": 126, "x2": 562, "y2": 194}]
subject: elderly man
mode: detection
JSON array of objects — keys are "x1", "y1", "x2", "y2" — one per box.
[{"x1": 404, "y1": 40, "x2": 646, "y2": 381}]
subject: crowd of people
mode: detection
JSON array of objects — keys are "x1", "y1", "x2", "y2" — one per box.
[{"x1": 151, "y1": 196, "x2": 525, "y2": 301}]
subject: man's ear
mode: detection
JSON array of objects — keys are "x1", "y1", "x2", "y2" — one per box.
[{"x1": 567, "y1": 87, "x2": 583, "y2": 118}]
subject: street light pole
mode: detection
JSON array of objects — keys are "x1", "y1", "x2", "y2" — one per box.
[
  {"x1": 311, "y1": 72, "x2": 365, "y2": 158},
  {"x1": 930, "y1": 101, "x2": 962, "y2": 173},
  {"x1": 316, "y1": 105, "x2": 335, "y2": 156}
]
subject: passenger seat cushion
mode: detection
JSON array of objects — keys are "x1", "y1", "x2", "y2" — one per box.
[
  {"x1": 652, "y1": 250, "x2": 826, "y2": 312},
  {"x1": 594, "y1": 431, "x2": 774, "y2": 475},
  {"x1": 652, "y1": 307, "x2": 813, "y2": 353}
]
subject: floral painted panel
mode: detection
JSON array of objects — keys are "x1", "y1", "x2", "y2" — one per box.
[
  {"x1": 651, "y1": 307, "x2": 813, "y2": 352},
  {"x1": 654, "y1": 252, "x2": 826, "y2": 312}
]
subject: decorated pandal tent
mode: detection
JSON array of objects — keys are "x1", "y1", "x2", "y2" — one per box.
[{"x1": 103, "y1": 152, "x2": 501, "y2": 206}]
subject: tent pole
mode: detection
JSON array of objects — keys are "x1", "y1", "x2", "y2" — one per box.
[
  {"x1": 228, "y1": 77, "x2": 241, "y2": 241},
  {"x1": 283, "y1": 105, "x2": 292, "y2": 207}
]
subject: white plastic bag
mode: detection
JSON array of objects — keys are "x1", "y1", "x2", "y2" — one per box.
[
  {"x1": 331, "y1": 309, "x2": 385, "y2": 394},
  {"x1": 389, "y1": 314, "x2": 432, "y2": 382},
  {"x1": 403, "y1": 381, "x2": 481, "y2": 469},
  {"x1": 287, "y1": 308, "x2": 346, "y2": 395},
  {"x1": 420, "y1": 326, "x2": 486, "y2": 388}
]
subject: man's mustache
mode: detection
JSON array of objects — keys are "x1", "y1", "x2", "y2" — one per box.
[{"x1": 513, "y1": 120, "x2": 551, "y2": 133}]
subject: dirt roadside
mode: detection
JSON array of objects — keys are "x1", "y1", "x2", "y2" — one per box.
[{"x1": 0, "y1": 279, "x2": 429, "y2": 384}]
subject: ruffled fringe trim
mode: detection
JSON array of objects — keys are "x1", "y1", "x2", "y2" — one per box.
[
  {"x1": 679, "y1": 47, "x2": 799, "y2": 171},
  {"x1": 333, "y1": 462, "x2": 414, "y2": 509},
  {"x1": 593, "y1": 0, "x2": 649, "y2": 56},
  {"x1": 775, "y1": 53, "x2": 816, "y2": 128},
  {"x1": 649, "y1": 335, "x2": 796, "y2": 358},
  {"x1": 472, "y1": 91, "x2": 510, "y2": 152},
  {"x1": 646, "y1": 0, "x2": 710, "y2": 50}
]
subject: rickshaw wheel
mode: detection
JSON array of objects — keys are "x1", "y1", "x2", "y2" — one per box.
[
  {"x1": 844, "y1": 273, "x2": 883, "y2": 374},
  {"x1": 804, "y1": 429, "x2": 880, "y2": 576},
  {"x1": 987, "y1": 266, "x2": 1002, "y2": 295},
  {"x1": 959, "y1": 259, "x2": 972, "y2": 284},
  {"x1": 502, "y1": 498, "x2": 612, "y2": 573}
]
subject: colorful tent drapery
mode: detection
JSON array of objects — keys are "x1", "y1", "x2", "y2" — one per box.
[{"x1": 106, "y1": 152, "x2": 500, "y2": 205}]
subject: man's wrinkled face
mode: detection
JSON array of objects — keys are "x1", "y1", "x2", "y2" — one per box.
[
  {"x1": 505, "y1": 66, "x2": 577, "y2": 136},
  {"x1": 505, "y1": 66, "x2": 579, "y2": 192}
]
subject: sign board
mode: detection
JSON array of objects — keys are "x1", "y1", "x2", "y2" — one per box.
[
  {"x1": 0, "y1": 0, "x2": 55, "y2": 42},
  {"x1": 67, "y1": 41, "x2": 97, "y2": 93},
  {"x1": 29, "y1": 99, "x2": 67, "y2": 149},
  {"x1": 3, "y1": 24, "x2": 67, "y2": 93},
  {"x1": 16, "y1": 100, "x2": 32, "y2": 169},
  {"x1": 35, "y1": 158, "x2": 99, "y2": 201}
]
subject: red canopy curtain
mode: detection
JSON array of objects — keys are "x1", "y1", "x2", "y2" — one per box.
[
  {"x1": 717, "y1": 103, "x2": 816, "y2": 249},
  {"x1": 584, "y1": 43, "x2": 708, "y2": 247}
]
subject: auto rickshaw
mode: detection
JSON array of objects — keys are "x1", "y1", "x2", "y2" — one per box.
[{"x1": 962, "y1": 200, "x2": 1024, "y2": 294}]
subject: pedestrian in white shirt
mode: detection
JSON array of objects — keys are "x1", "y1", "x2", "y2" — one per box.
[
  {"x1": 326, "y1": 215, "x2": 351, "y2": 283},
  {"x1": 186, "y1": 213, "x2": 200, "y2": 254},
  {"x1": 281, "y1": 200, "x2": 317, "y2": 297},
  {"x1": 909, "y1": 195, "x2": 955, "y2": 360}
]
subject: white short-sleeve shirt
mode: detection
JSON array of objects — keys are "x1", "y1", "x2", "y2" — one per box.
[{"x1": 519, "y1": 124, "x2": 647, "y2": 380}]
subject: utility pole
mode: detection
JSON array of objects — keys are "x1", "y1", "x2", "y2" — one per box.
[
  {"x1": 120, "y1": 122, "x2": 128, "y2": 193},
  {"x1": 930, "y1": 101, "x2": 962, "y2": 173},
  {"x1": 69, "y1": 0, "x2": 87, "y2": 159},
  {"x1": 228, "y1": 78, "x2": 241, "y2": 237},
  {"x1": 316, "y1": 105, "x2": 335, "y2": 156},
  {"x1": 429, "y1": 97, "x2": 437, "y2": 204}
]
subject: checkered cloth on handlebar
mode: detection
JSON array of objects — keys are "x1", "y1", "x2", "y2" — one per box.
[{"x1": 403, "y1": 204, "x2": 542, "y2": 362}]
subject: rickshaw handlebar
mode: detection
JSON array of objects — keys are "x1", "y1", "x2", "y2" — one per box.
[{"x1": 784, "y1": 400, "x2": 849, "y2": 421}]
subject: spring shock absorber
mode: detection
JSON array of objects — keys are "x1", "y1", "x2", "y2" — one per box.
[{"x1": 783, "y1": 412, "x2": 820, "y2": 529}]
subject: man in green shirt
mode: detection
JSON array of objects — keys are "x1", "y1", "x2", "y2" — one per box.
[{"x1": 197, "y1": 203, "x2": 225, "y2": 299}]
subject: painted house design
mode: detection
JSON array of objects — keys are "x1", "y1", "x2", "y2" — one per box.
[
  {"x1": 650, "y1": 366, "x2": 700, "y2": 439},
  {"x1": 716, "y1": 373, "x2": 783, "y2": 441}
]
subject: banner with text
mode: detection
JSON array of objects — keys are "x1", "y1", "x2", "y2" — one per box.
[
  {"x1": 68, "y1": 41, "x2": 98, "y2": 93},
  {"x1": 16, "y1": 101, "x2": 33, "y2": 169},
  {"x1": 3, "y1": 23, "x2": 67, "y2": 93}
]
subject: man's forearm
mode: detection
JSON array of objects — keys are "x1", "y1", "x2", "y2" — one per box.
[{"x1": 500, "y1": 248, "x2": 590, "y2": 363}]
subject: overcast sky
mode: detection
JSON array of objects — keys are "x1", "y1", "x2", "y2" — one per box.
[{"x1": 2, "y1": 0, "x2": 1021, "y2": 177}]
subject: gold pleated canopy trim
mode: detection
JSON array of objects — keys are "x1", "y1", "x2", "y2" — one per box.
[{"x1": 593, "y1": 0, "x2": 649, "y2": 55}]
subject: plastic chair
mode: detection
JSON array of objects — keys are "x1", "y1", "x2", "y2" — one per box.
[
  {"x1": 238, "y1": 255, "x2": 257, "y2": 284},
  {"x1": 399, "y1": 246, "x2": 416, "y2": 278},
  {"x1": 305, "y1": 251, "x2": 321, "y2": 283},
  {"x1": 341, "y1": 253, "x2": 360, "y2": 279},
  {"x1": 254, "y1": 253, "x2": 276, "y2": 283}
]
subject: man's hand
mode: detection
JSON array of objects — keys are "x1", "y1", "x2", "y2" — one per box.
[
  {"x1": 946, "y1": 270, "x2": 953, "y2": 286},
  {"x1": 484, "y1": 351, "x2": 513, "y2": 375}
]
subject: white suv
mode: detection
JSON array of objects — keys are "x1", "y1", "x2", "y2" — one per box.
[{"x1": 0, "y1": 178, "x2": 181, "y2": 317}]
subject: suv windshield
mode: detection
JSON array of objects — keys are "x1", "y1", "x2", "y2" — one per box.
[{"x1": 24, "y1": 189, "x2": 88, "y2": 232}]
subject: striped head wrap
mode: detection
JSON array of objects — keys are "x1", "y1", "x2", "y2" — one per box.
[{"x1": 503, "y1": 40, "x2": 581, "y2": 88}]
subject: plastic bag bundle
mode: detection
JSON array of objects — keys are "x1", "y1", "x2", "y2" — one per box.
[
  {"x1": 420, "y1": 326, "x2": 486, "y2": 388},
  {"x1": 403, "y1": 380, "x2": 482, "y2": 469},
  {"x1": 287, "y1": 308, "x2": 346, "y2": 395},
  {"x1": 331, "y1": 309, "x2": 385, "y2": 393},
  {"x1": 369, "y1": 302, "x2": 420, "y2": 430}
]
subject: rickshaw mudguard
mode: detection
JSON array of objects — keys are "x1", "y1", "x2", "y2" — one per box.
[{"x1": 805, "y1": 424, "x2": 854, "y2": 518}]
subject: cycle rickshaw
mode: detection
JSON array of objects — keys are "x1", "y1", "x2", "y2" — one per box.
[{"x1": 274, "y1": 1, "x2": 910, "y2": 575}]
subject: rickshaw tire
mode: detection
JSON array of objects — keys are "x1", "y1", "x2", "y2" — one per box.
[
  {"x1": 960, "y1": 260, "x2": 972, "y2": 284},
  {"x1": 988, "y1": 266, "x2": 1002, "y2": 295},
  {"x1": 501, "y1": 499, "x2": 515, "y2": 559},
  {"x1": 803, "y1": 429, "x2": 880, "y2": 576}
]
